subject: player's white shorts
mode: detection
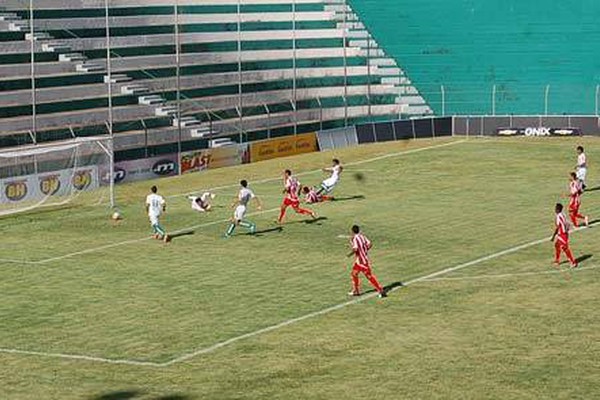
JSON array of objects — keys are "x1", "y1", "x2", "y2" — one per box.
[
  {"x1": 234, "y1": 205, "x2": 247, "y2": 221},
  {"x1": 149, "y1": 213, "x2": 160, "y2": 226},
  {"x1": 577, "y1": 167, "x2": 587, "y2": 182},
  {"x1": 321, "y1": 177, "x2": 338, "y2": 193}
]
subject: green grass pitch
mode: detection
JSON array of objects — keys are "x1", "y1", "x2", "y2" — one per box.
[{"x1": 1, "y1": 137, "x2": 599, "y2": 399}]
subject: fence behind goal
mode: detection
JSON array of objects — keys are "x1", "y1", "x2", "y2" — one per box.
[{"x1": 0, "y1": 136, "x2": 114, "y2": 217}]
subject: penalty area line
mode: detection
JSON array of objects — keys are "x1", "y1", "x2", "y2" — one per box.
[
  {"x1": 32, "y1": 140, "x2": 465, "y2": 265},
  {"x1": 160, "y1": 232, "x2": 560, "y2": 366},
  {"x1": 419, "y1": 264, "x2": 600, "y2": 283},
  {"x1": 0, "y1": 227, "x2": 591, "y2": 368}
]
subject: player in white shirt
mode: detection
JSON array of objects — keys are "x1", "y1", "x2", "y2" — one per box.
[
  {"x1": 317, "y1": 158, "x2": 343, "y2": 195},
  {"x1": 145, "y1": 185, "x2": 170, "y2": 242},
  {"x1": 224, "y1": 180, "x2": 262, "y2": 238},
  {"x1": 576, "y1": 146, "x2": 587, "y2": 190},
  {"x1": 188, "y1": 192, "x2": 215, "y2": 213}
]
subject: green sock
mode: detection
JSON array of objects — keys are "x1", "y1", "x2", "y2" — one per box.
[
  {"x1": 154, "y1": 224, "x2": 166, "y2": 236},
  {"x1": 240, "y1": 220, "x2": 256, "y2": 233},
  {"x1": 225, "y1": 223, "x2": 236, "y2": 236}
]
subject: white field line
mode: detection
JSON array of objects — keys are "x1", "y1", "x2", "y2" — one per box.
[
  {"x1": 0, "y1": 225, "x2": 593, "y2": 368},
  {"x1": 420, "y1": 264, "x2": 600, "y2": 283},
  {"x1": 160, "y1": 232, "x2": 568, "y2": 366},
  {"x1": 0, "y1": 347, "x2": 162, "y2": 367},
  {"x1": 0, "y1": 258, "x2": 38, "y2": 265},
  {"x1": 33, "y1": 207, "x2": 281, "y2": 265},
  {"x1": 167, "y1": 139, "x2": 465, "y2": 199},
  {"x1": 28, "y1": 140, "x2": 464, "y2": 265}
]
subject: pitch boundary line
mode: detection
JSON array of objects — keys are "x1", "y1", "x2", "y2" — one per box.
[
  {"x1": 20, "y1": 140, "x2": 463, "y2": 265},
  {"x1": 1, "y1": 227, "x2": 587, "y2": 367}
]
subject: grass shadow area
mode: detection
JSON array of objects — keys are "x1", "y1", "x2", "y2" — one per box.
[
  {"x1": 250, "y1": 226, "x2": 284, "y2": 237},
  {"x1": 332, "y1": 195, "x2": 366, "y2": 202}
]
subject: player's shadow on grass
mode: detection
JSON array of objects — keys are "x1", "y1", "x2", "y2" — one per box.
[
  {"x1": 250, "y1": 226, "x2": 284, "y2": 237},
  {"x1": 170, "y1": 230, "x2": 195, "y2": 240},
  {"x1": 333, "y1": 195, "x2": 365, "y2": 202},
  {"x1": 575, "y1": 254, "x2": 593, "y2": 264},
  {"x1": 304, "y1": 216, "x2": 328, "y2": 225},
  {"x1": 558, "y1": 254, "x2": 593, "y2": 266},
  {"x1": 362, "y1": 281, "x2": 404, "y2": 296},
  {"x1": 586, "y1": 218, "x2": 600, "y2": 226},
  {"x1": 90, "y1": 390, "x2": 191, "y2": 400},
  {"x1": 584, "y1": 186, "x2": 600, "y2": 193}
]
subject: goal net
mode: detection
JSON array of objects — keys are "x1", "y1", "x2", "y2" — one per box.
[{"x1": 0, "y1": 136, "x2": 114, "y2": 217}]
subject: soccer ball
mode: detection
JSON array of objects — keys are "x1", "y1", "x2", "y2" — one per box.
[
  {"x1": 353, "y1": 172, "x2": 365, "y2": 182},
  {"x1": 111, "y1": 211, "x2": 123, "y2": 221}
]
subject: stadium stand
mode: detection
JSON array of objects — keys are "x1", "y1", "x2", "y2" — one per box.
[{"x1": 0, "y1": 0, "x2": 432, "y2": 159}]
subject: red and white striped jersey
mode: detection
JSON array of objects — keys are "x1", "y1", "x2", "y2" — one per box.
[
  {"x1": 285, "y1": 176, "x2": 300, "y2": 201},
  {"x1": 556, "y1": 212, "x2": 570, "y2": 242},
  {"x1": 569, "y1": 180, "x2": 582, "y2": 206},
  {"x1": 305, "y1": 188, "x2": 319, "y2": 203},
  {"x1": 352, "y1": 233, "x2": 372, "y2": 265}
]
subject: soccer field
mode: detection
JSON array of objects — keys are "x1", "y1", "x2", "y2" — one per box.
[{"x1": 1, "y1": 137, "x2": 599, "y2": 400}]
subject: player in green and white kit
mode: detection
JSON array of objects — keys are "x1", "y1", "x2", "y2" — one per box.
[
  {"x1": 146, "y1": 185, "x2": 170, "y2": 242},
  {"x1": 224, "y1": 180, "x2": 262, "y2": 238}
]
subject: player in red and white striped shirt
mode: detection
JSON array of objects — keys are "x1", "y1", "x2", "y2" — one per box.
[
  {"x1": 277, "y1": 170, "x2": 317, "y2": 223},
  {"x1": 302, "y1": 186, "x2": 333, "y2": 204},
  {"x1": 551, "y1": 203, "x2": 578, "y2": 268},
  {"x1": 347, "y1": 225, "x2": 386, "y2": 298},
  {"x1": 568, "y1": 172, "x2": 589, "y2": 227}
]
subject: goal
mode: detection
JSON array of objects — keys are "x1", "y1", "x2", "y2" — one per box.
[{"x1": 0, "y1": 136, "x2": 115, "y2": 217}]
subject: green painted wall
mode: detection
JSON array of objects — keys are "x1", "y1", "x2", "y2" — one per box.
[{"x1": 352, "y1": 0, "x2": 600, "y2": 115}]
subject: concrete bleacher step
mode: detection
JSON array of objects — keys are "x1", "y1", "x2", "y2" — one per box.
[
  {"x1": 349, "y1": 39, "x2": 378, "y2": 49},
  {"x1": 190, "y1": 126, "x2": 213, "y2": 138},
  {"x1": 75, "y1": 62, "x2": 105, "y2": 73},
  {"x1": 0, "y1": 12, "x2": 20, "y2": 21},
  {"x1": 381, "y1": 76, "x2": 410, "y2": 85},
  {"x1": 358, "y1": 48, "x2": 385, "y2": 58},
  {"x1": 374, "y1": 67, "x2": 402, "y2": 76},
  {"x1": 155, "y1": 105, "x2": 178, "y2": 117},
  {"x1": 172, "y1": 116, "x2": 201, "y2": 128},
  {"x1": 25, "y1": 32, "x2": 52, "y2": 41},
  {"x1": 138, "y1": 95, "x2": 165, "y2": 106},
  {"x1": 209, "y1": 138, "x2": 235, "y2": 148},
  {"x1": 59, "y1": 53, "x2": 86, "y2": 62},
  {"x1": 369, "y1": 58, "x2": 397, "y2": 67},
  {"x1": 103, "y1": 74, "x2": 131, "y2": 83},
  {"x1": 42, "y1": 42, "x2": 71, "y2": 53},
  {"x1": 8, "y1": 21, "x2": 28, "y2": 32},
  {"x1": 120, "y1": 84, "x2": 148, "y2": 95}
]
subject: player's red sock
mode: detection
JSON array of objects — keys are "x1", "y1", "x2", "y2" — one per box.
[
  {"x1": 563, "y1": 246, "x2": 577, "y2": 265},
  {"x1": 365, "y1": 272, "x2": 383, "y2": 293},
  {"x1": 278, "y1": 205, "x2": 288, "y2": 223},
  {"x1": 294, "y1": 207, "x2": 314, "y2": 216},
  {"x1": 554, "y1": 242, "x2": 562, "y2": 263},
  {"x1": 351, "y1": 272, "x2": 360, "y2": 294},
  {"x1": 322, "y1": 195, "x2": 333, "y2": 201},
  {"x1": 570, "y1": 213, "x2": 579, "y2": 227}
]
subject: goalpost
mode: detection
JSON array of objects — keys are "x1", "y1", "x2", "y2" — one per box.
[{"x1": 0, "y1": 136, "x2": 115, "y2": 217}]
